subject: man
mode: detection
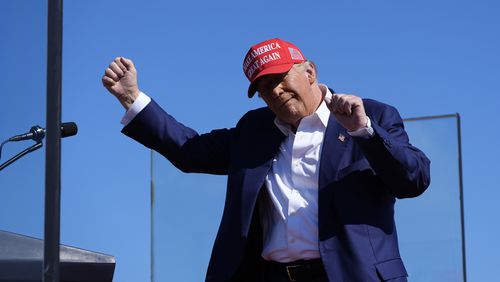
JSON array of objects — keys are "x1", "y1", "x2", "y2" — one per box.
[{"x1": 102, "y1": 38, "x2": 430, "y2": 282}]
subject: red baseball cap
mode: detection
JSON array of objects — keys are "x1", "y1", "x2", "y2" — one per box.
[{"x1": 243, "y1": 38, "x2": 306, "y2": 97}]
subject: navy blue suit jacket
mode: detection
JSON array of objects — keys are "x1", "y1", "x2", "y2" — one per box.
[{"x1": 122, "y1": 98, "x2": 430, "y2": 282}]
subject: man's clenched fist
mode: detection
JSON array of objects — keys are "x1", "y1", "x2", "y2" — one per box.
[
  {"x1": 102, "y1": 57, "x2": 139, "y2": 110},
  {"x1": 324, "y1": 93, "x2": 368, "y2": 132}
]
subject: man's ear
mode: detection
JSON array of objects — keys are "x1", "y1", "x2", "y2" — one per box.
[{"x1": 305, "y1": 61, "x2": 317, "y2": 84}]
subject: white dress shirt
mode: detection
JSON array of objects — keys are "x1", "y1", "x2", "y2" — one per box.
[{"x1": 259, "y1": 85, "x2": 332, "y2": 262}]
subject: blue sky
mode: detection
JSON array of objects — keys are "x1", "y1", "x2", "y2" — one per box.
[{"x1": 1, "y1": 0, "x2": 499, "y2": 281}]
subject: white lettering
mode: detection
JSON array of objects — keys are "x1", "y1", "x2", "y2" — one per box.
[
  {"x1": 246, "y1": 60, "x2": 261, "y2": 78},
  {"x1": 243, "y1": 42, "x2": 283, "y2": 73},
  {"x1": 259, "y1": 51, "x2": 281, "y2": 65}
]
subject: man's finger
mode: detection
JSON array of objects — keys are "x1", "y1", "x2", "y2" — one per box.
[
  {"x1": 341, "y1": 99, "x2": 351, "y2": 115},
  {"x1": 109, "y1": 62, "x2": 124, "y2": 78},
  {"x1": 114, "y1": 57, "x2": 127, "y2": 73},
  {"x1": 347, "y1": 96, "x2": 363, "y2": 116},
  {"x1": 105, "y1": 68, "x2": 120, "y2": 82},
  {"x1": 342, "y1": 97, "x2": 354, "y2": 115},
  {"x1": 102, "y1": 75, "x2": 116, "y2": 87},
  {"x1": 120, "y1": 57, "x2": 135, "y2": 71},
  {"x1": 335, "y1": 95, "x2": 348, "y2": 115},
  {"x1": 331, "y1": 94, "x2": 342, "y2": 113}
]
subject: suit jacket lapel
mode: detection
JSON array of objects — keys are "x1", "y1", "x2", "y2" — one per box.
[
  {"x1": 319, "y1": 115, "x2": 351, "y2": 188},
  {"x1": 317, "y1": 115, "x2": 352, "y2": 241}
]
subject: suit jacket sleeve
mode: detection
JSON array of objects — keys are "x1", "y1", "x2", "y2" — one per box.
[
  {"x1": 121, "y1": 100, "x2": 235, "y2": 175},
  {"x1": 355, "y1": 99, "x2": 431, "y2": 199}
]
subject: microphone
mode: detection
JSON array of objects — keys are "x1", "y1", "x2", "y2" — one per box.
[{"x1": 8, "y1": 122, "x2": 78, "y2": 142}]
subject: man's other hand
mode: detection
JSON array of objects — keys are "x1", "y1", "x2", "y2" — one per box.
[
  {"x1": 325, "y1": 94, "x2": 368, "y2": 132},
  {"x1": 102, "y1": 57, "x2": 139, "y2": 110}
]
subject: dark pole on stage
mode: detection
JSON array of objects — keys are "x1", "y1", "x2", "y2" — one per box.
[{"x1": 44, "y1": 0, "x2": 63, "y2": 281}]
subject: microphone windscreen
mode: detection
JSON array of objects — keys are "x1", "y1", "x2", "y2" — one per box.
[{"x1": 61, "y1": 122, "x2": 78, "y2": 138}]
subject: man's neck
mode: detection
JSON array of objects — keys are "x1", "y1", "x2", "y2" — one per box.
[{"x1": 289, "y1": 84, "x2": 325, "y2": 132}]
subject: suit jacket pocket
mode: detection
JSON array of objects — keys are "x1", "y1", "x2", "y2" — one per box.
[
  {"x1": 375, "y1": 258, "x2": 408, "y2": 281},
  {"x1": 337, "y1": 158, "x2": 372, "y2": 180}
]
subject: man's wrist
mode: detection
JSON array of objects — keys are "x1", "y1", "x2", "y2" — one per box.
[
  {"x1": 119, "y1": 90, "x2": 140, "y2": 110},
  {"x1": 121, "y1": 92, "x2": 151, "y2": 126},
  {"x1": 348, "y1": 116, "x2": 374, "y2": 138}
]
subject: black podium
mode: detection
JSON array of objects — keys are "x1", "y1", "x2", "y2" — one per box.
[{"x1": 0, "y1": 230, "x2": 115, "y2": 282}]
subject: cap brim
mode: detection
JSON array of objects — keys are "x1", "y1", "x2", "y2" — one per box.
[{"x1": 247, "y1": 63, "x2": 295, "y2": 98}]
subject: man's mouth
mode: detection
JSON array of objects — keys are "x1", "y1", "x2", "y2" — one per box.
[{"x1": 279, "y1": 93, "x2": 294, "y2": 108}]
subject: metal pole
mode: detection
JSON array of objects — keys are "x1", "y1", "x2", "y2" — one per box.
[
  {"x1": 457, "y1": 114, "x2": 467, "y2": 282},
  {"x1": 150, "y1": 150, "x2": 155, "y2": 282},
  {"x1": 44, "y1": 0, "x2": 63, "y2": 281}
]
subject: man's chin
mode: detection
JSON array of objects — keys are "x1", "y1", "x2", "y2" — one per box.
[{"x1": 281, "y1": 100, "x2": 300, "y2": 113}]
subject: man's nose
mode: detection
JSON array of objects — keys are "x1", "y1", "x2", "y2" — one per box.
[{"x1": 270, "y1": 83, "x2": 284, "y2": 98}]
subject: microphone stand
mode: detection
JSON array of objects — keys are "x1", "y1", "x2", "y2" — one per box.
[{"x1": 0, "y1": 142, "x2": 43, "y2": 171}]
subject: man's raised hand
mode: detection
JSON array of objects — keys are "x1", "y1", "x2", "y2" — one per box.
[
  {"x1": 325, "y1": 93, "x2": 368, "y2": 132},
  {"x1": 102, "y1": 57, "x2": 139, "y2": 110}
]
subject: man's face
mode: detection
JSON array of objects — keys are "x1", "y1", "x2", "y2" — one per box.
[{"x1": 254, "y1": 63, "x2": 320, "y2": 129}]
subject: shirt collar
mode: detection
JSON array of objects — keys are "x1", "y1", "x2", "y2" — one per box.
[{"x1": 273, "y1": 84, "x2": 332, "y2": 136}]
